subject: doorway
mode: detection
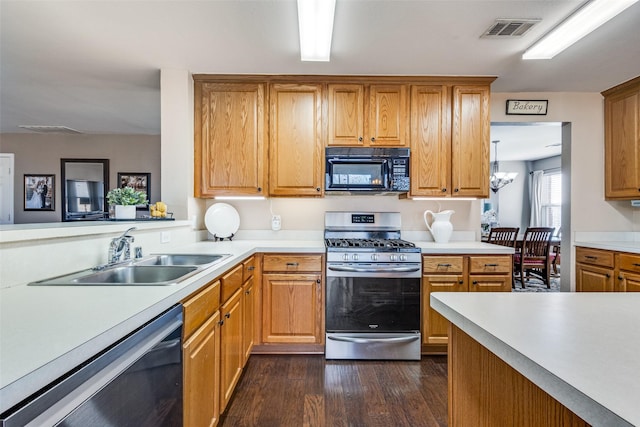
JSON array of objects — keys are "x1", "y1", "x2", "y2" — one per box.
[
  {"x1": 486, "y1": 122, "x2": 571, "y2": 292},
  {"x1": 0, "y1": 153, "x2": 15, "y2": 224}
]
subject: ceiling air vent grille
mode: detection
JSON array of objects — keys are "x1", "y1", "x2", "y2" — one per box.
[
  {"x1": 19, "y1": 125, "x2": 82, "y2": 134},
  {"x1": 481, "y1": 19, "x2": 540, "y2": 38}
]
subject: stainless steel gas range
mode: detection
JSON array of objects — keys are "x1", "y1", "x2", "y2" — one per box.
[{"x1": 324, "y1": 211, "x2": 422, "y2": 360}]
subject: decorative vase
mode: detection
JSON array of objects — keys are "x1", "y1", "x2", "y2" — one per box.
[
  {"x1": 423, "y1": 210, "x2": 455, "y2": 243},
  {"x1": 114, "y1": 205, "x2": 136, "y2": 220}
]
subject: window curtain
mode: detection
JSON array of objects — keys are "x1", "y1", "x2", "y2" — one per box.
[{"x1": 530, "y1": 170, "x2": 544, "y2": 226}]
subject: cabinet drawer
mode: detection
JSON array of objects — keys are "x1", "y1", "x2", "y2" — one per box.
[
  {"x1": 243, "y1": 256, "x2": 256, "y2": 280},
  {"x1": 469, "y1": 256, "x2": 512, "y2": 274},
  {"x1": 422, "y1": 256, "x2": 464, "y2": 274},
  {"x1": 618, "y1": 253, "x2": 640, "y2": 273},
  {"x1": 263, "y1": 254, "x2": 323, "y2": 272},
  {"x1": 575, "y1": 247, "x2": 614, "y2": 268},
  {"x1": 183, "y1": 279, "x2": 221, "y2": 339},
  {"x1": 221, "y1": 264, "x2": 244, "y2": 302}
]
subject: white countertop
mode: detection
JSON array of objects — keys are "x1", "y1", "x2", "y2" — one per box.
[
  {"x1": 431, "y1": 292, "x2": 640, "y2": 427},
  {"x1": 575, "y1": 240, "x2": 640, "y2": 254},
  {"x1": 0, "y1": 238, "x2": 510, "y2": 413}
]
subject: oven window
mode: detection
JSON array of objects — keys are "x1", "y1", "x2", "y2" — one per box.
[
  {"x1": 329, "y1": 162, "x2": 386, "y2": 187},
  {"x1": 326, "y1": 277, "x2": 420, "y2": 332}
]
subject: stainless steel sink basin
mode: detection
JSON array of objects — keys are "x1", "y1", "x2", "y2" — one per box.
[
  {"x1": 30, "y1": 265, "x2": 199, "y2": 286},
  {"x1": 134, "y1": 253, "x2": 231, "y2": 267}
]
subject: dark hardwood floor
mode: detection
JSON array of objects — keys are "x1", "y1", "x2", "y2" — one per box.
[{"x1": 220, "y1": 355, "x2": 448, "y2": 427}]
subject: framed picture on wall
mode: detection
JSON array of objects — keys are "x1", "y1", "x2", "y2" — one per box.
[
  {"x1": 117, "y1": 172, "x2": 150, "y2": 210},
  {"x1": 24, "y1": 174, "x2": 55, "y2": 211}
]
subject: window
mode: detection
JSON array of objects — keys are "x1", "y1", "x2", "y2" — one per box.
[{"x1": 541, "y1": 171, "x2": 561, "y2": 234}]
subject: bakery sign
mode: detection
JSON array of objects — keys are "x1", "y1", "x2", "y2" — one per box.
[{"x1": 505, "y1": 99, "x2": 548, "y2": 115}]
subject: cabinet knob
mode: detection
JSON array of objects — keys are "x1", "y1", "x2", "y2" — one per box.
[
  {"x1": 472, "y1": 280, "x2": 478, "y2": 285},
  {"x1": 619, "y1": 276, "x2": 623, "y2": 280},
  {"x1": 370, "y1": 137, "x2": 375, "y2": 142},
  {"x1": 245, "y1": 289, "x2": 251, "y2": 295},
  {"x1": 316, "y1": 187, "x2": 321, "y2": 192},
  {"x1": 218, "y1": 320, "x2": 224, "y2": 326},
  {"x1": 454, "y1": 188, "x2": 459, "y2": 193},
  {"x1": 358, "y1": 136, "x2": 363, "y2": 142},
  {"x1": 316, "y1": 279, "x2": 321, "y2": 284},
  {"x1": 257, "y1": 187, "x2": 262, "y2": 192},
  {"x1": 606, "y1": 274, "x2": 611, "y2": 278},
  {"x1": 441, "y1": 188, "x2": 447, "y2": 193},
  {"x1": 225, "y1": 313, "x2": 231, "y2": 318},
  {"x1": 458, "y1": 280, "x2": 464, "y2": 285}
]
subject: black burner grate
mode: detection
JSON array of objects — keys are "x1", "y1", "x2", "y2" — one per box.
[{"x1": 325, "y1": 238, "x2": 416, "y2": 249}]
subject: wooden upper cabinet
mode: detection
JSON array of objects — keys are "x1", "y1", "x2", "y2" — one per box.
[
  {"x1": 410, "y1": 83, "x2": 491, "y2": 198},
  {"x1": 603, "y1": 76, "x2": 640, "y2": 200},
  {"x1": 410, "y1": 85, "x2": 450, "y2": 196},
  {"x1": 451, "y1": 85, "x2": 490, "y2": 198},
  {"x1": 194, "y1": 81, "x2": 267, "y2": 197},
  {"x1": 269, "y1": 83, "x2": 324, "y2": 197},
  {"x1": 328, "y1": 84, "x2": 364, "y2": 146},
  {"x1": 368, "y1": 84, "x2": 409, "y2": 146},
  {"x1": 328, "y1": 83, "x2": 408, "y2": 147}
]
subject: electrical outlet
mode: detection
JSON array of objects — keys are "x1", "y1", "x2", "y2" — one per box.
[
  {"x1": 271, "y1": 215, "x2": 281, "y2": 231},
  {"x1": 161, "y1": 231, "x2": 171, "y2": 243}
]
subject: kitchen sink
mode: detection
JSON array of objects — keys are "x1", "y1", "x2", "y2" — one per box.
[
  {"x1": 133, "y1": 253, "x2": 231, "y2": 267},
  {"x1": 29, "y1": 253, "x2": 232, "y2": 286},
  {"x1": 30, "y1": 265, "x2": 200, "y2": 286}
]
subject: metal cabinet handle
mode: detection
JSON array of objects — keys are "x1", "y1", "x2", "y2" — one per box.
[
  {"x1": 437, "y1": 263, "x2": 452, "y2": 267},
  {"x1": 286, "y1": 262, "x2": 299, "y2": 267},
  {"x1": 633, "y1": 263, "x2": 640, "y2": 267},
  {"x1": 585, "y1": 255, "x2": 597, "y2": 260},
  {"x1": 247, "y1": 266, "x2": 255, "y2": 271},
  {"x1": 484, "y1": 263, "x2": 498, "y2": 267}
]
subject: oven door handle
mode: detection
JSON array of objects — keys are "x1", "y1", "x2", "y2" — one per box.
[
  {"x1": 327, "y1": 265, "x2": 421, "y2": 273},
  {"x1": 327, "y1": 335, "x2": 420, "y2": 344}
]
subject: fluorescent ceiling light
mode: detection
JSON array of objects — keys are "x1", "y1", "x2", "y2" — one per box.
[
  {"x1": 297, "y1": 0, "x2": 336, "y2": 61},
  {"x1": 523, "y1": 0, "x2": 638, "y2": 60}
]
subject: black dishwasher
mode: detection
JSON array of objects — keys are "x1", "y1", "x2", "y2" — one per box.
[{"x1": 0, "y1": 305, "x2": 183, "y2": 427}]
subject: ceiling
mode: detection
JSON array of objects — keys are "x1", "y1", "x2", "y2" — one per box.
[{"x1": 1, "y1": 0, "x2": 639, "y2": 141}]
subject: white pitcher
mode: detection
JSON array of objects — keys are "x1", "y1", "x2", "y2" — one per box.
[{"x1": 423, "y1": 210, "x2": 455, "y2": 243}]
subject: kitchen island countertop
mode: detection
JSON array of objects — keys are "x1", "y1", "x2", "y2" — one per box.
[{"x1": 431, "y1": 292, "x2": 640, "y2": 426}]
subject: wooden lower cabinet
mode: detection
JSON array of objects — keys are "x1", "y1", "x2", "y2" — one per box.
[
  {"x1": 422, "y1": 254, "x2": 511, "y2": 353},
  {"x1": 242, "y1": 276, "x2": 255, "y2": 362},
  {"x1": 182, "y1": 279, "x2": 222, "y2": 427},
  {"x1": 576, "y1": 264, "x2": 614, "y2": 292},
  {"x1": 449, "y1": 325, "x2": 588, "y2": 426},
  {"x1": 220, "y1": 287, "x2": 243, "y2": 412},
  {"x1": 183, "y1": 311, "x2": 221, "y2": 427},
  {"x1": 261, "y1": 254, "x2": 324, "y2": 346}
]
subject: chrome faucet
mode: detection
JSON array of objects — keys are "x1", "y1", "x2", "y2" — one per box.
[{"x1": 108, "y1": 227, "x2": 137, "y2": 264}]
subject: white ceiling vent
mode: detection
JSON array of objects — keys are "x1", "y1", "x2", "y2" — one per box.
[
  {"x1": 19, "y1": 125, "x2": 82, "y2": 134},
  {"x1": 481, "y1": 19, "x2": 540, "y2": 38}
]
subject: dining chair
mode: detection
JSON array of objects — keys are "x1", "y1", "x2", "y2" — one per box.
[
  {"x1": 514, "y1": 227, "x2": 555, "y2": 288},
  {"x1": 487, "y1": 227, "x2": 519, "y2": 248}
]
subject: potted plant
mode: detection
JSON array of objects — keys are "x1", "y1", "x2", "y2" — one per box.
[{"x1": 106, "y1": 187, "x2": 147, "y2": 219}]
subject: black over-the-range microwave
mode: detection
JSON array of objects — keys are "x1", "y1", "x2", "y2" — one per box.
[{"x1": 325, "y1": 147, "x2": 410, "y2": 193}]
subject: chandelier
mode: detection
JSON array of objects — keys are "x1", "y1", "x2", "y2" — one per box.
[{"x1": 490, "y1": 140, "x2": 518, "y2": 193}]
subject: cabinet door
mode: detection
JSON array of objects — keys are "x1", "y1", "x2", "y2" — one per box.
[
  {"x1": 576, "y1": 263, "x2": 614, "y2": 292},
  {"x1": 328, "y1": 84, "x2": 365, "y2": 146},
  {"x1": 410, "y1": 85, "x2": 451, "y2": 196},
  {"x1": 469, "y1": 274, "x2": 511, "y2": 292},
  {"x1": 604, "y1": 86, "x2": 640, "y2": 199},
  {"x1": 422, "y1": 274, "x2": 465, "y2": 345},
  {"x1": 269, "y1": 84, "x2": 324, "y2": 196},
  {"x1": 183, "y1": 311, "x2": 220, "y2": 427},
  {"x1": 368, "y1": 84, "x2": 408, "y2": 146},
  {"x1": 451, "y1": 85, "x2": 490, "y2": 198},
  {"x1": 618, "y1": 271, "x2": 640, "y2": 292},
  {"x1": 242, "y1": 277, "x2": 255, "y2": 364},
  {"x1": 262, "y1": 273, "x2": 322, "y2": 344},
  {"x1": 195, "y1": 82, "x2": 267, "y2": 197},
  {"x1": 220, "y1": 288, "x2": 243, "y2": 411}
]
